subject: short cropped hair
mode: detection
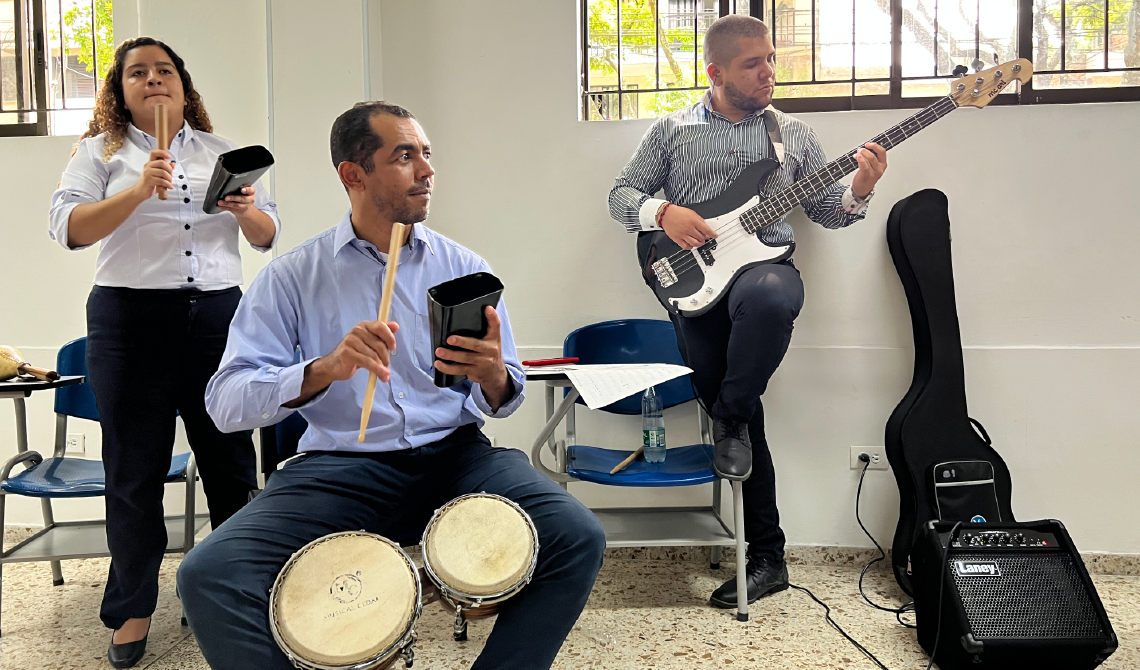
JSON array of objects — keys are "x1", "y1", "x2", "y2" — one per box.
[
  {"x1": 703, "y1": 15, "x2": 770, "y2": 68},
  {"x1": 330, "y1": 101, "x2": 415, "y2": 174}
]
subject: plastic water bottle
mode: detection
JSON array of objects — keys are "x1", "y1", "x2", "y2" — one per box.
[{"x1": 642, "y1": 386, "x2": 666, "y2": 463}]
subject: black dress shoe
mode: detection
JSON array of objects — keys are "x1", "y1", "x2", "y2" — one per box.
[
  {"x1": 108, "y1": 628, "x2": 149, "y2": 668},
  {"x1": 712, "y1": 417, "x2": 752, "y2": 480},
  {"x1": 709, "y1": 556, "x2": 789, "y2": 608}
]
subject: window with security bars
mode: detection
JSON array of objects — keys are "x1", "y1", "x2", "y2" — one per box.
[
  {"x1": 581, "y1": 0, "x2": 1140, "y2": 119},
  {"x1": 1, "y1": 0, "x2": 113, "y2": 136}
]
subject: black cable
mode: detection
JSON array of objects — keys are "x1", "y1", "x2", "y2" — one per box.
[
  {"x1": 854, "y1": 458, "x2": 914, "y2": 616},
  {"x1": 925, "y1": 521, "x2": 963, "y2": 670},
  {"x1": 788, "y1": 582, "x2": 893, "y2": 670}
]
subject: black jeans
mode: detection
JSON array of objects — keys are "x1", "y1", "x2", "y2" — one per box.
[
  {"x1": 86, "y1": 285, "x2": 257, "y2": 629},
  {"x1": 671, "y1": 261, "x2": 805, "y2": 562},
  {"x1": 177, "y1": 425, "x2": 606, "y2": 670}
]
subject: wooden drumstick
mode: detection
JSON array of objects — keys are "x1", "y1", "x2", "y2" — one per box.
[
  {"x1": 358, "y1": 223, "x2": 409, "y2": 443},
  {"x1": 610, "y1": 446, "x2": 644, "y2": 475},
  {"x1": 155, "y1": 103, "x2": 171, "y2": 200}
]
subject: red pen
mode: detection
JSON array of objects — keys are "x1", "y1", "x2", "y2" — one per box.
[{"x1": 522, "y1": 357, "x2": 579, "y2": 366}]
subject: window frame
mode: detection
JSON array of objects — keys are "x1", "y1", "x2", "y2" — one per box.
[
  {"x1": 580, "y1": 0, "x2": 1140, "y2": 119},
  {"x1": 1, "y1": 0, "x2": 105, "y2": 137}
]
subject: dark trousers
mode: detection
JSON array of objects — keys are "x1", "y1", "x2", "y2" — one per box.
[
  {"x1": 176, "y1": 425, "x2": 606, "y2": 670},
  {"x1": 86, "y1": 286, "x2": 257, "y2": 630},
  {"x1": 672, "y1": 261, "x2": 805, "y2": 562}
]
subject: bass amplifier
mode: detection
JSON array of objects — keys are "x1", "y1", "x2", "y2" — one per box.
[{"x1": 912, "y1": 520, "x2": 1117, "y2": 669}]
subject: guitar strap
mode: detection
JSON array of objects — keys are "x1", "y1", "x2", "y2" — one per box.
[{"x1": 761, "y1": 108, "x2": 785, "y2": 165}]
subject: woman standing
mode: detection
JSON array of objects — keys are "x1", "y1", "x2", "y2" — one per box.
[{"x1": 48, "y1": 37, "x2": 275, "y2": 668}]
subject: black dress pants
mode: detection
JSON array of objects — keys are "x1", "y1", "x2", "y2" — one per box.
[
  {"x1": 86, "y1": 285, "x2": 257, "y2": 629},
  {"x1": 671, "y1": 261, "x2": 805, "y2": 562}
]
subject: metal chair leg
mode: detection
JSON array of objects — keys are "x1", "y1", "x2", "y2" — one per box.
[
  {"x1": 39, "y1": 498, "x2": 64, "y2": 586},
  {"x1": 710, "y1": 545, "x2": 722, "y2": 569},
  {"x1": 183, "y1": 454, "x2": 198, "y2": 552},
  {"x1": 732, "y1": 480, "x2": 748, "y2": 622}
]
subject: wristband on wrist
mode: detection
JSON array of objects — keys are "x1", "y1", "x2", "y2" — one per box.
[{"x1": 656, "y1": 202, "x2": 672, "y2": 227}]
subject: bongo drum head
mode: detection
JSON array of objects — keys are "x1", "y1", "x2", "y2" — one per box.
[
  {"x1": 424, "y1": 496, "x2": 536, "y2": 598},
  {"x1": 274, "y1": 534, "x2": 417, "y2": 667}
]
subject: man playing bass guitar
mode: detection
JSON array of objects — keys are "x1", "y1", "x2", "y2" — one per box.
[{"x1": 608, "y1": 15, "x2": 888, "y2": 609}]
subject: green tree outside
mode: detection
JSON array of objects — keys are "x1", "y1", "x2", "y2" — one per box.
[{"x1": 51, "y1": 0, "x2": 115, "y2": 82}]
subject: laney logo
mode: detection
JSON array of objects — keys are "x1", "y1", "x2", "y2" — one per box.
[{"x1": 955, "y1": 561, "x2": 1001, "y2": 577}]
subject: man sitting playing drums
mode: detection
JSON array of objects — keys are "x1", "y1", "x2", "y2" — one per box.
[{"x1": 177, "y1": 101, "x2": 606, "y2": 670}]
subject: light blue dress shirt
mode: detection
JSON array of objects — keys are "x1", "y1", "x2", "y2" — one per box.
[{"x1": 204, "y1": 213, "x2": 525, "y2": 453}]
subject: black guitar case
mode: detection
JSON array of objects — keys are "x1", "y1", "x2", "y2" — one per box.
[{"x1": 884, "y1": 189, "x2": 1015, "y2": 595}]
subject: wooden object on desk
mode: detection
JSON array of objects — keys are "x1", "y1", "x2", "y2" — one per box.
[
  {"x1": 155, "y1": 103, "x2": 171, "y2": 200},
  {"x1": 609, "y1": 446, "x2": 644, "y2": 475},
  {"x1": 358, "y1": 223, "x2": 409, "y2": 443},
  {"x1": 0, "y1": 345, "x2": 59, "y2": 382}
]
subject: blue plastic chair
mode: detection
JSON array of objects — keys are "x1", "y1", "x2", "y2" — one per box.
[
  {"x1": 0, "y1": 338, "x2": 203, "y2": 633},
  {"x1": 529, "y1": 319, "x2": 751, "y2": 620}
]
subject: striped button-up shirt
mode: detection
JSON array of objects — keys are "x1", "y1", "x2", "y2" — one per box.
[{"x1": 608, "y1": 92, "x2": 869, "y2": 246}]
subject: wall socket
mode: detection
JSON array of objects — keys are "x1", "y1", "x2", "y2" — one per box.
[
  {"x1": 850, "y1": 446, "x2": 888, "y2": 471},
  {"x1": 65, "y1": 433, "x2": 86, "y2": 455}
]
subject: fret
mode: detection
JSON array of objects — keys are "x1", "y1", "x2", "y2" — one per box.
[{"x1": 742, "y1": 96, "x2": 958, "y2": 231}]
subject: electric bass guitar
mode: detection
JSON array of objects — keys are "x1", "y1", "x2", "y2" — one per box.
[{"x1": 637, "y1": 58, "x2": 1033, "y2": 317}]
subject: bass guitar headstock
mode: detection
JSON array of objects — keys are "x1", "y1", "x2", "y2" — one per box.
[{"x1": 950, "y1": 58, "x2": 1033, "y2": 108}]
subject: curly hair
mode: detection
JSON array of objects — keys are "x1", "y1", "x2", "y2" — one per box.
[{"x1": 78, "y1": 37, "x2": 212, "y2": 162}]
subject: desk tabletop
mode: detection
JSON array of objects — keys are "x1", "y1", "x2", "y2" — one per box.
[{"x1": 0, "y1": 375, "x2": 85, "y2": 398}]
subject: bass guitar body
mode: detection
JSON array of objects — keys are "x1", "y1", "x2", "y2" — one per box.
[
  {"x1": 885, "y1": 189, "x2": 1015, "y2": 595},
  {"x1": 636, "y1": 159, "x2": 794, "y2": 317}
]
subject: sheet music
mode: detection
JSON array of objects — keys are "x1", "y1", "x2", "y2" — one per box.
[{"x1": 526, "y1": 364, "x2": 691, "y2": 410}]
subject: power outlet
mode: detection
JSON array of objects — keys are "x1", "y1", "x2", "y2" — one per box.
[
  {"x1": 66, "y1": 433, "x2": 86, "y2": 455},
  {"x1": 850, "y1": 446, "x2": 888, "y2": 471}
]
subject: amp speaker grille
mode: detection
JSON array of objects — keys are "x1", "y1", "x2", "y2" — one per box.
[{"x1": 950, "y1": 551, "x2": 1104, "y2": 639}]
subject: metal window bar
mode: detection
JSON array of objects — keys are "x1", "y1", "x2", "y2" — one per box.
[
  {"x1": 1103, "y1": 0, "x2": 1109, "y2": 73},
  {"x1": 581, "y1": 0, "x2": 1140, "y2": 118},
  {"x1": 90, "y1": 0, "x2": 97, "y2": 93},
  {"x1": 933, "y1": 0, "x2": 939, "y2": 77},
  {"x1": 58, "y1": 0, "x2": 65, "y2": 109},
  {"x1": 1062, "y1": 0, "x2": 1067, "y2": 71},
  {"x1": 616, "y1": 0, "x2": 622, "y2": 118}
]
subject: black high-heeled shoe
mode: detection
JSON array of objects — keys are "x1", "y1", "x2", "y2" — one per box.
[{"x1": 107, "y1": 623, "x2": 150, "y2": 668}]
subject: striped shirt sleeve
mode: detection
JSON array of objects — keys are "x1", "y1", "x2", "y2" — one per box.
[
  {"x1": 798, "y1": 127, "x2": 867, "y2": 230},
  {"x1": 608, "y1": 120, "x2": 669, "y2": 233}
]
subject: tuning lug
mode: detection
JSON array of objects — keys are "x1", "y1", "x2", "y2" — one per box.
[
  {"x1": 1012, "y1": 63, "x2": 1022, "y2": 73},
  {"x1": 975, "y1": 77, "x2": 984, "y2": 85},
  {"x1": 956, "y1": 83, "x2": 966, "y2": 92},
  {"x1": 994, "y1": 70, "x2": 1003, "y2": 79}
]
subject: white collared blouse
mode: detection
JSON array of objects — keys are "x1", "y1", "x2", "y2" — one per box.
[{"x1": 50, "y1": 122, "x2": 280, "y2": 290}]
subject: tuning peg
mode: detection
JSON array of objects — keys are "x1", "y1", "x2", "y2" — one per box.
[{"x1": 952, "y1": 64, "x2": 968, "y2": 77}]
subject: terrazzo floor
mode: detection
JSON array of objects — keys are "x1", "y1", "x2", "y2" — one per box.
[{"x1": 2, "y1": 536, "x2": 1137, "y2": 669}]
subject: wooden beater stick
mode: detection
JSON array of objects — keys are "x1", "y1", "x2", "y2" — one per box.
[
  {"x1": 610, "y1": 446, "x2": 644, "y2": 475},
  {"x1": 155, "y1": 103, "x2": 171, "y2": 200},
  {"x1": 358, "y1": 223, "x2": 409, "y2": 442}
]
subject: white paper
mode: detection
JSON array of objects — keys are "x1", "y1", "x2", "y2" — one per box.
[{"x1": 560, "y1": 364, "x2": 692, "y2": 410}]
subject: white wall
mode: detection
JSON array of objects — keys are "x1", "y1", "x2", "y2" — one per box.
[
  {"x1": 4, "y1": 1, "x2": 1138, "y2": 556},
  {"x1": 377, "y1": 0, "x2": 1140, "y2": 555}
]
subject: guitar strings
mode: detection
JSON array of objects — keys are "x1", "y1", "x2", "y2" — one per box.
[
  {"x1": 661, "y1": 96, "x2": 955, "y2": 279},
  {"x1": 661, "y1": 98, "x2": 952, "y2": 278},
  {"x1": 656, "y1": 98, "x2": 956, "y2": 283}
]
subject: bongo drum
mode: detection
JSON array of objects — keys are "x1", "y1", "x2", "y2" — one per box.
[
  {"x1": 270, "y1": 532, "x2": 421, "y2": 669},
  {"x1": 421, "y1": 493, "x2": 539, "y2": 640}
]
